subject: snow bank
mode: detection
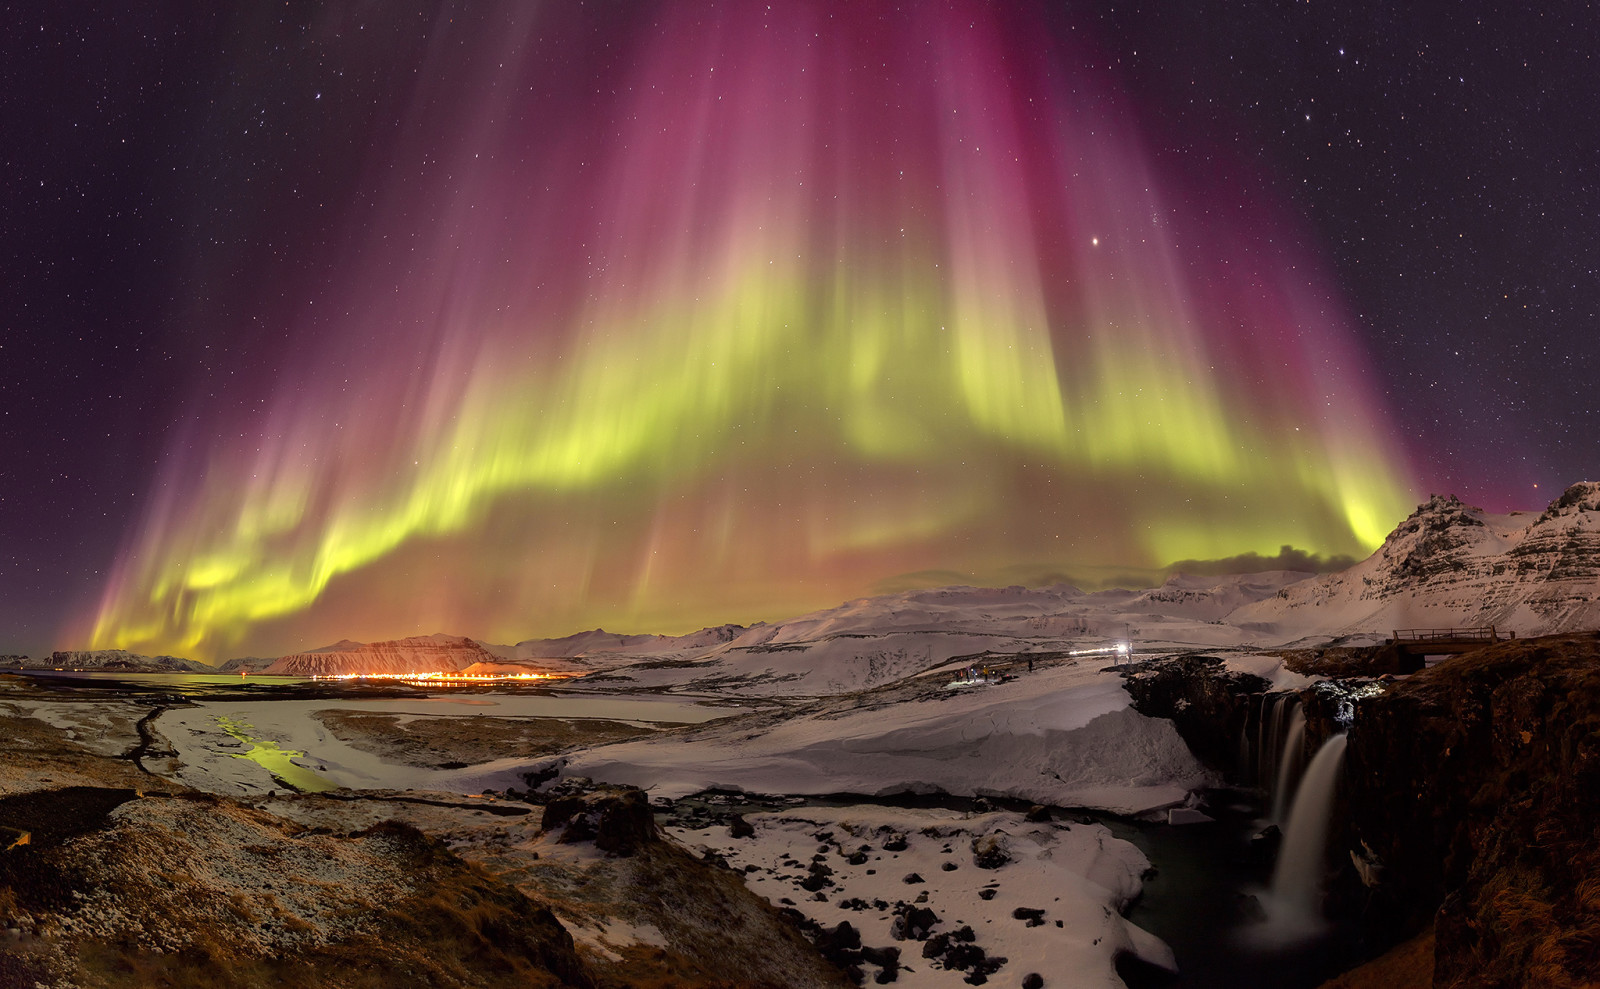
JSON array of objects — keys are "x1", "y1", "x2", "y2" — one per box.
[{"x1": 561, "y1": 665, "x2": 1209, "y2": 815}]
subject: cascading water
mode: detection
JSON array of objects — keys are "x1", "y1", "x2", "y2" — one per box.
[
  {"x1": 1270, "y1": 704, "x2": 1307, "y2": 824},
  {"x1": 1246, "y1": 692, "x2": 1306, "y2": 817},
  {"x1": 1254, "y1": 732, "x2": 1349, "y2": 945}
]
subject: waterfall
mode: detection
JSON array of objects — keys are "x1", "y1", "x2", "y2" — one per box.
[
  {"x1": 1257, "y1": 733, "x2": 1348, "y2": 944},
  {"x1": 1246, "y1": 693, "x2": 1306, "y2": 815},
  {"x1": 1255, "y1": 695, "x2": 1271, "y2": 786},
  {"x1": 1269, "y1": 704, "x2": 1307, "y2": 823}
]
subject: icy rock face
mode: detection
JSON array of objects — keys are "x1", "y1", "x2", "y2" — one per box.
[
  {"x1": 1385, "y1": 494, "x2": 1492, "y2": 581},
  {"x1": 1518, "y1": 481, "x2": 1600, "y2": 582},
  {"x1": 1232, "y1": 484, "x2": 1600, "y2": 637},
  {"x1": 263, "y1": 633, "x2": 497, "y2": 675}
]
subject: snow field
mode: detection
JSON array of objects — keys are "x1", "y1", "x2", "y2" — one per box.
[{"x1": 673, "y1": 804, "x2": 1174, "y2": 988}]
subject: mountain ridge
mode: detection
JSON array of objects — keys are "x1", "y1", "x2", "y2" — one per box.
[{"x1": 37, "y1": 484, "x2": 1599, "y2": 680}]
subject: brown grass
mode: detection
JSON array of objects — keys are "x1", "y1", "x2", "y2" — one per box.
[
  {"x1": 315, "y1": 711, "x2": 656, "y2": 768},
  {"x1": 1317, "y1": 925, "x2": 1434, "y2": 989}
]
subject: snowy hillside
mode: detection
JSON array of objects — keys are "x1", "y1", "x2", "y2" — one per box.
[
  {"x1": 551, "y1": 660, "x2": 1209, "y2": 815},
  {"x1": 472, "y1": 575, "x2": 1307, "y2": 698}
]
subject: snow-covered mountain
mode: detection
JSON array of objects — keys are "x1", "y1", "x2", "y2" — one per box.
[
  {"x1": 261, "y1": 633, "x2": 499, "y2": 676},
  {"x1": 7, "y1": 649, "x2": 210, "y2": 673},
  {"x1": 475, "y1": 574, "x2": 1309, "y2": 698},
  {"x1": 483, "y1": 624, "x2": 748, "y2": 665},
  {"x1": 1231, "y1": 482, "x2": 1600, "y2": 639},
  {"x1": 214, "y1": 482, "x2": 1598, "y2": 688}
]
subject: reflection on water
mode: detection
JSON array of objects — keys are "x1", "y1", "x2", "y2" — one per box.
[{"x1": 215, "y1": 715, "x2": 336, "y2": 793}]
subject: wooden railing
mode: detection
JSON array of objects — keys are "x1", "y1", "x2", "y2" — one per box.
[{"x1": 1392, "y1": 626, "x2": 1512, "y2": 643}]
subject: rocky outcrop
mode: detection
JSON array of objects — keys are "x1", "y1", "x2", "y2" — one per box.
[
  {"x1": 1340, "y1": 633, "x2": 1600, "y2": 988},
  {"x1": 1282, "y1": 643, "x2": 1418, "y2": 677},
  {"x1": 1118, "y1": 655, "x2": 1270, "y2": 769},
  {"x1": 1, "y1": 791, "x2": 594, "y2": 988},
  {"x1": 540, "y1": 788, "x2": 658, "y2": 855},
  {"x1": 264, "y1": 634, "x2": 497, "y2": 675}
]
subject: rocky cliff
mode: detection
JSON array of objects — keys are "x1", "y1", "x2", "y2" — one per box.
[
  {"x1": 263, "y1": 633, "x2": 499, "y2": 675},
  {"x1": 1341, "y1": 633, "x2": 1600, "y2": 988},
  {"x1": 1232, "y1": 483, "x2": 1600, "y2": 640}
]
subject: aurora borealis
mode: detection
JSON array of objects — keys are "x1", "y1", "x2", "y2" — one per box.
[{"x1": 11, "y1": 2, "x2": 1595, "y2": 662}]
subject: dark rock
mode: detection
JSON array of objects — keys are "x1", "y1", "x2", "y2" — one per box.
[
  {"x1": 1342, "y1": 633, "x2": 1600, "y2": 989},
  {"x1": 1024, "y1": 805, "x2": 1050, "y2": 823},
  {"x1": 1022, "y1": 974, "x2": 1044, "y2": 989},
  {"x1": 978, "y1": 887, "x2": 997, "y2": 900},
  {"x1": 814, "y1": 920, "x2": 863, "y2": 969},
  {"x1": 1248, "y1": 824, "x2": 1282, "y2": 865},
  {"x1": 847, "y1": 850, "x2": 870, "y2": 865},
  {"x1": 902, "y1": 872, "x2": 924, "y2": 884},
  {"x1": 728, "y1": 813, "x2": 755, "y2": 838},
  {"x1": 941, "y1": 861, "x2": 958, "y2": 871},
  {"x1": 950, "y1": 925, "x2": 976, "y2": 943},
  {"x1": 1011, "y1": 907, "x2": 1046, "y2": 926},
  {"x1": 861, "y1": 945, "x2": 900, "y2": 966},
  {"x1": 1116, "y1": 654, "x2": 1270, "y2": 769},
  {"x1": 945, "y1": 941, "x2": 986, "y2": 971},
  {"x1": 972, "y1": 834, "x2": 1009, "y2": 869},
  {"x1": 894, "y1": 904, "x2": 940, "y2": 940},
  {"x1": 882, "y1": 832, "x2": 909, "y2": 851},
  {"x1": 540, "y1": 788, "x2": 657, "y2": 855}
]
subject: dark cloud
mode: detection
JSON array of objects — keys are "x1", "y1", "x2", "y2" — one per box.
[{"x1": 1165, "y1": 545, "x2": 1356, "y2": 577}]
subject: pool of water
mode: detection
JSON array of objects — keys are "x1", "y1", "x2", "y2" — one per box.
[{"x1": 1113, "y1": 789, "x2": 1365, "y2": 989}]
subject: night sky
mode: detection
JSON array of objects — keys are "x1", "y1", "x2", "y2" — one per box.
[{"x1": 3, "y1": 2, "x2": 1596, "y2": 662}]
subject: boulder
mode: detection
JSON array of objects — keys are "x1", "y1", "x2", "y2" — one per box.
[
  {"x1": 539, "y1": 788, "x2": 657, "y2": 855},
  {"x1": 971, "y1": 833, "x2": 1010, "y2": 869}
]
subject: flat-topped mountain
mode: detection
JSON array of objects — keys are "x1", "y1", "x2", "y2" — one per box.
[{"x1": 261, "y1": 633, "x2": 499, "y2": 676}]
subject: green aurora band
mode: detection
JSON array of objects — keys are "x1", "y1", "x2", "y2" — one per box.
[{"x1": 86, "y1": 3, "x2": 1417, "y2": 661}]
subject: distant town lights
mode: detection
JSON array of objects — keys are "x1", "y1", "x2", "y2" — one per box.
[{"x1": 308, "y1": 671, "x2": 572, "y2": 683}]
